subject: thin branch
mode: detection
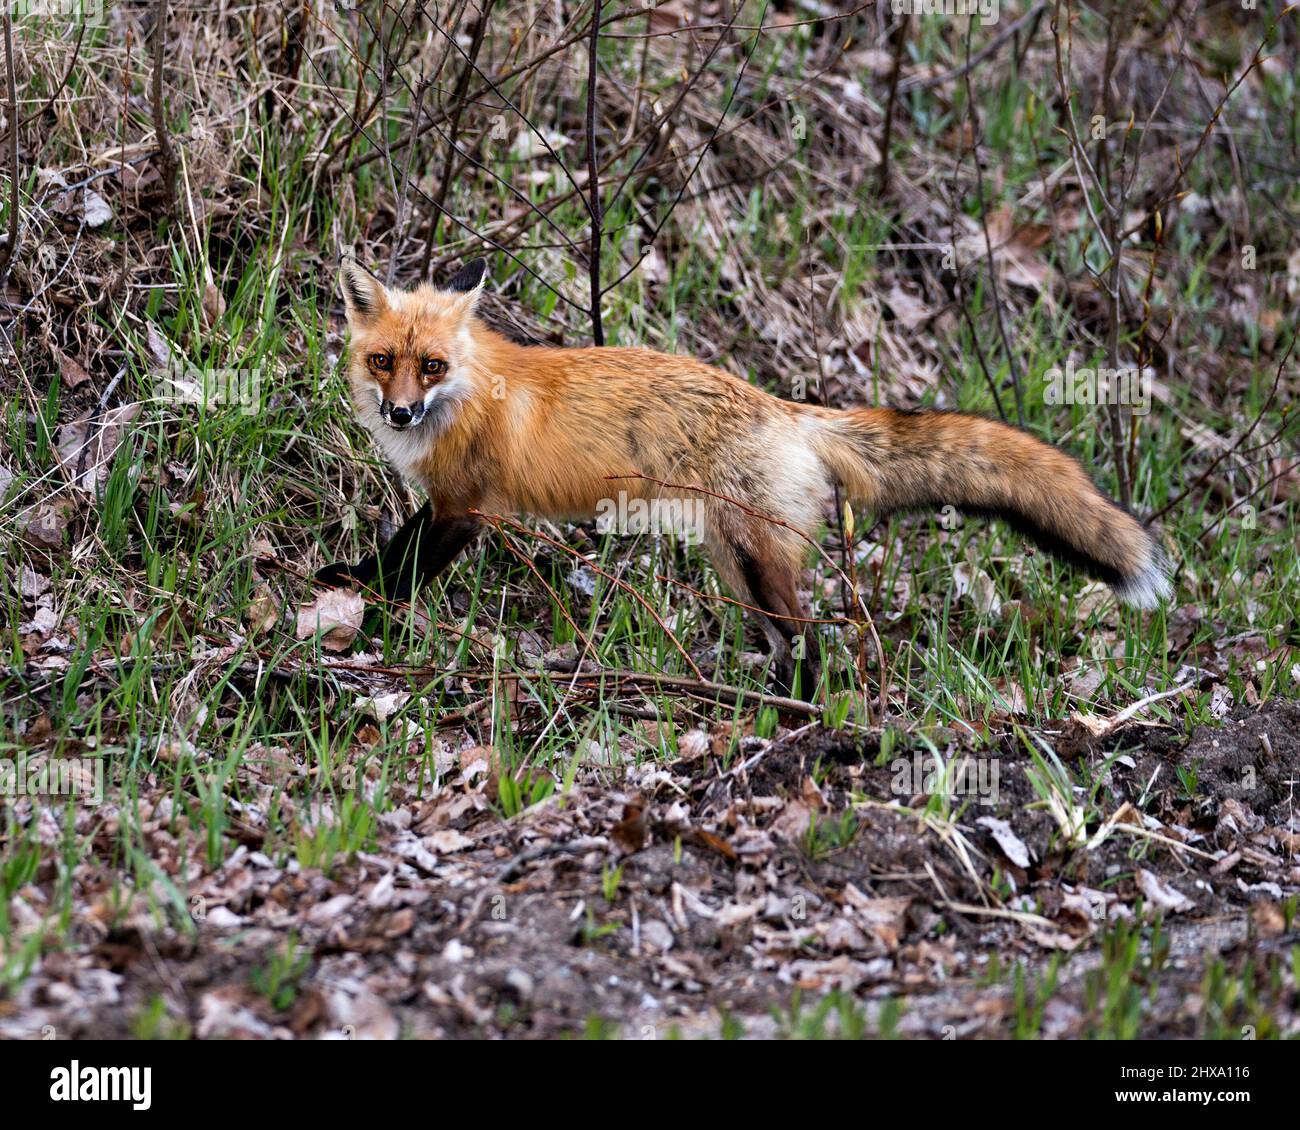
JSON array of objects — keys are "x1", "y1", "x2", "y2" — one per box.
[
  {"x1": 604, "y1": 0, "x2": 747, "y2": 213},
  {"x1": 151, "y1": 0, "x2": 178, "y2": 217},
  {"x1": 586, "y1": 0, "x2": 605, "y2": 345},
  {"x1": 388, "y1": 76, "x2": 429, "y2": 287},
  {"x1": 876, "y1": 10, "x2": 907, "y2": 196},
  {"x1": 291, "y1": 20, "x2": 588, "y2": 316},
  {"x1": 1200, "y1": 457, "x2": 1300, "y2": 538},
  {"x1": 345, "y1": 4, "x2": 650, "y2": 175},
  {"x1": 365, "y1": 28, "x2": 586, "y2": 262},
  {"x1": 601, "y1": 1, "x2": 768, "y2": 296},
  {"x1": 1118, "y1": 14, "x2": 1279, "y2": 243},
  {"x1": 1097, "y1": 0, "x2": 1132, "y2": 509},
  {"x1": 963, "y1": 15, "x2": 1024, "y2": 426},
  {"x1": 417, "y1": 0, "x2": 594, "y2": 221},
  {"x1": 1050, "y1": 1, "x2": 1114, "y2": 263},
  {"x1": 19, "y1": 18, "x2": 87, "y2": 128},
  {"x1": 0, "y1": 11, "x2": 21, "y2": 287},
  {"x1": 898, "y1": 1, "x2": 1048, "y2": 93},
  {"x1": 421, "y1": 0, "x2": 490, "y2": 277},
  {"x1": 1148, "y1": 331, "x2": 1297, "y2": 526}
]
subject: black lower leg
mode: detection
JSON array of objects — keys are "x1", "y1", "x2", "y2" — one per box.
[
  {"x1": 317, "y1": 504, "x2": 480, "y2": 603},
  {"x1": 735, "y1": 546, "x2": 818, "y2": 698}
]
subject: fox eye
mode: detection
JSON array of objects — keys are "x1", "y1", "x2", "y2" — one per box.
[
  {"x1": 368, "y1": 352, "x2": 392, "y2": 372},
  {"x1": 422, "y1": 357, "x2": 448, "y2": 377}
]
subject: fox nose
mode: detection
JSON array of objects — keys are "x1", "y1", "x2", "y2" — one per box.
[{"x1": 388, "y1": 403, "x2": 413, "y2": 426}]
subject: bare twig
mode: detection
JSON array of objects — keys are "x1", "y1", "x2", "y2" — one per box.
[
  {"x1": 421, "y1": 0, "x2": 491, "y2": 277},
  {"x1": 418, "y1": 0, "x2": 593, "y2": 221},
  {"x1": 346, "y1": 4, "x2": 649, "y2": 175},
  {"x1": 602, "y1": 1, "x2": 768, "y2": 296},
  {"x1": 389, "y1": 75, "x2": 429, "y2": 286},
  {"x1": 586, "y1": 0, "x2": 605, "y2": 345},
  {"x1": 1200, "y1": 457, "x2": 1300, "y2": 538},
  {"x1": 898, "y1": 2, "x2": 1048, "y2": 93},
  {"x1": 946, "y1": 197, "x2": 1009, "y2": 422},
  {"x1": 1117, "y1": 14, "x2": 1280, "y2": 243},
  {"x1": 603, "y1": 0, "x2": 747, "y2": 211},
  {"x1": 19, "y1": 18, "x2": 87, "y2": 129},
  {"x1": 470, "y1": 507, "x2": 705, "y2": 680},
  {"x1": 293, "y1": 30, "x2": 589, "y2": 316},
  {"x1": 1050, "y1": 3, "x2": 1113, "y2": 263},
  {"x1": 963, "y1": 16, "x2": 1024, "y2": 425},
  {"x1": 151, "y1": 0, "x2": 178, "y2": 216},
  {"x1": 1098, "y1": 2, "x2": 1132, "y2": 509},
  {"x1": 0, "y1": 11, "x2": 21, "y2": 287},
  {"x1": 1149, "y1": 331, "x2": 1297, "y2": 526},
  {"x1": 876, "y1": 9, "x2": 908, "y2": 196}
]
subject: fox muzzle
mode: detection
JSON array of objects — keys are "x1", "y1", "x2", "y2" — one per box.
[{"x1": 381, "y1": 399, "x2": 425, "y2": 430}]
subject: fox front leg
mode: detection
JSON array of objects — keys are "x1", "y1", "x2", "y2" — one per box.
[{"x1": 316, "y1": 503, "x2": 481, "y2": 603}]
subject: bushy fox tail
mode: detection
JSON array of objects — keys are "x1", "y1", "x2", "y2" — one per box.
[{"x1": 807, "y1": 407, "x2": 1172, "y2": 609}]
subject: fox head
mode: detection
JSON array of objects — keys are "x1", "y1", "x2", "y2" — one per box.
[{"x1": 339, "y1": 257, "x2": 487, "y2": 432}]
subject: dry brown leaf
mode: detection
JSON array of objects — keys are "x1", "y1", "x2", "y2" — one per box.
[
  {"x1": 958, "y1": 208, "x2": 1055, "y2": 293},
  {"x1": 676, "y1": 729, "x2": 710, "y2": 761},
  {"x1": 19, "y1": 567, "x2": 50, "y2": 600},
  {"x1": 610, "y1": 797, "x2": 649, "y2": 853},
  {"x1": 770, "y1": 798, "x2": 814, "y2": 842},
  {"x1": 459, "y1": 744, "x2": 502, "y2": 784},
  {"x1": 56, "y1": 349, "x2": 92, "y2": 389},
  {"x1": 355, "y1": 691, "x2": 410, "y2": 722},
  {"x1": 244, "y1": 585, "x2": 281, "y2": 636},
  {"x1": 202, "y1": 279, "x2": 227, "y2": 329},
  {"x1": 145, "y1": 322, "x2": 175, "y2": 372},
  {"x1": 425, "y1": 829, "x2": 474, "y2": 854},
  {"x1": 295, "y1": 588, "x2": 364, "y2": 651},
  {"x1": 882, "y1": 282, "x2": 932, "y2": 330},
  {"x1": 953, "y1": 562, "x2": 1001, "y2": 616},
  {"x1": 1135, "y1": 869, "x2": 1195, "y2": 914},
  {"x1": 56, "y1": 404, "x2": 141, "y2": 493},
  {"x1": 688, "y1": 826, "x2": 737, "y2": 861},
  {"x1": 22, "y1": 500, "x2": 75, "y2": 552},
  {"x1": 843, "y1": 887, "x2": 911, "y2": 950},
  {"x1": 977, "y1": 816, "x2": 1034, "y2": 868},
  {"x1": 1250, "y1": 901, "x2": 1286, "y2": 939},
  {"x1": 41, "y1": 168, "x2": 112, "y2": 228}
]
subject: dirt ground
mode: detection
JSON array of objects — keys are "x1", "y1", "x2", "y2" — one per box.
[{"x1": 3, "y1": 697, "x2": 1297, "y2": 1040}]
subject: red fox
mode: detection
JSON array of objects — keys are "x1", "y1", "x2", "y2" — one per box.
[{"x1": 319, "y1": 258, "x2": 1171, "y2": 691}]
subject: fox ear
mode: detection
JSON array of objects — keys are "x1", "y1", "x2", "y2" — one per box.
[
  {"x1": 445, "y1": 257, "x2": 487, "y2": 295},
  {"x1": 339, "y1": 257, "x2": 389, "y2": 325}
]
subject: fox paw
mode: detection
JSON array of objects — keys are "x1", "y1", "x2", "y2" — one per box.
[
  {"x1": 315, "y1": 560, "x2": 370, "y2": 589},
  {"x1": 772, "y1": 658, "x2": 820, "y2": 702}
]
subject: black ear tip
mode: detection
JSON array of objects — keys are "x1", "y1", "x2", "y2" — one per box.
[
  {"x1": 340, "y1": 258, "x2": 381, "y2": 315},
  {"x1": 341, "y1": 276, "x2": 372, "y2": 315},
  {"x1": 446, "y1": 257, "x2": 488, "y2": 293}
]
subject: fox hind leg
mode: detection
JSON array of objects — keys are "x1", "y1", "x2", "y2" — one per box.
[{"x1": 707, "y1": 513, "x2": 817, "y2": 698}]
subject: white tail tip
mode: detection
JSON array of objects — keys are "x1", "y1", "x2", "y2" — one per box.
[{"x1": 1111, "y1": 548, "x2": 1173, "y2": 610}]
